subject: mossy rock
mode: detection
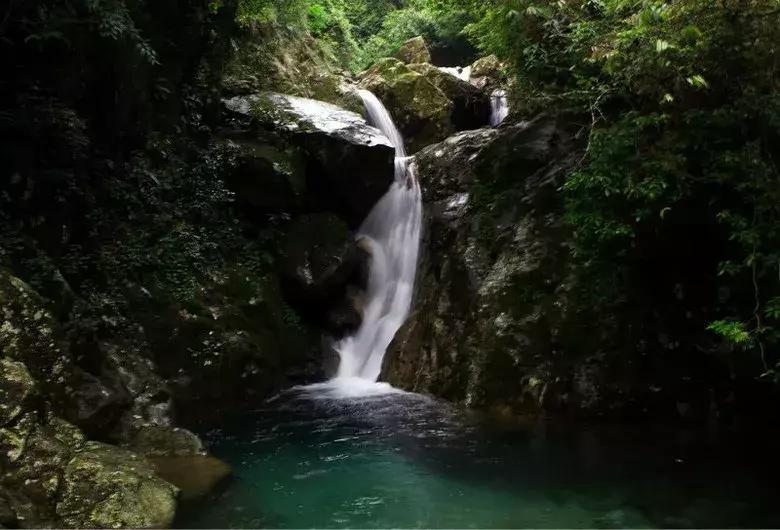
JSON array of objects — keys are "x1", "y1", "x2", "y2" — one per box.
[
  {"x1": 223, "y1": 93, "x2": 395, "y2": 224},
  {"x1": 359, "y1": 58, "x2": 454, "y2": 153},
  {"x1": 395, "y1": 36, "x2": 432, "y2": 64},
  {"x1": 408, "y1": 63, "x2": 491, "y2": 130},
  {"x1": 469, "y1": 55, "x2": 507, "y2": 91},
  {"x1": 0, "y1": 359, "x2": 36, "y2": 427},
  {"x1": 127, "y1": 425, "x2": 205, "y2": 457},
  {"x1": 0, "y1": 270, "x2": 68, "y2": 385},
  {"x1": 56, "y1": 441, "x2": 178, "y2": 529}
]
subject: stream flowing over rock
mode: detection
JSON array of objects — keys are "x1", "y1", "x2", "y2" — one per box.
[
  {"x1": 224, "y1": 93, "x2": 395, "y2": 225},
  {"x1": 380, "y1": 114, "x2": 635, "y2": 415}
]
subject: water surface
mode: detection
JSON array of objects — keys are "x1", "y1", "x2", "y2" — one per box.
[{"x1": 180, "y1": 384, "x2": 780, "y2": 528}]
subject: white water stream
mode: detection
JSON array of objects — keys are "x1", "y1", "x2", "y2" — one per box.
[
  {"x1": 438, "y1": 65, "x2": 472, "y2": 82},
  {"x1": 490, "y1": 89, "x2": 509, "y2": 126},
  {"x1": 332, "y1": 90, "x2": 423, "y2": 384}
]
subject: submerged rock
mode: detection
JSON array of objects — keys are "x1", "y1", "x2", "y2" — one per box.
[
  {"x1": 56, "y1": 441, "x2": 178, "y2": 529},
  {"x1": 224, "y1": 93, "x2": 395, "y2": 224},
  {"x1": 395, "y1": 36, "x2": 432, "y2": 65}
]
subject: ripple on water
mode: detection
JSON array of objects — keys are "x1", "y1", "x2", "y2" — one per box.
[{"x1": 179, "y1": 389, "x2": 780, "y2": 529}]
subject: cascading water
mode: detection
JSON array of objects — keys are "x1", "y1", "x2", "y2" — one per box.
[
  {"x1": 490, "y1": 89, "x2": 509, "y2": 126},
  {"x1": 439, "y1": 65, "x2": 472, "y2": 82},
  {"x1": 331, "y1": 90, "x2": 423, "y2": 384}
]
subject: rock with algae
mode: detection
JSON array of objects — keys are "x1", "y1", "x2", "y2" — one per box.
[
  {"x1": 56, "y1": 441, "x2": 178, "y2": 529},
  {"x1": 359, "y1": 57, "x2": 454, "y2": 153},
  {"x1": 395, "y1": 36, "x2": 432, "y2": 65}
]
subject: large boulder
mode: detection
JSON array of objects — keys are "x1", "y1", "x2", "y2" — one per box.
[
  {"x1": 1, "y1": 413, "x2": 87, "y2": 527},
  {"x1": 126, "y1": 425, "x2": 205, "y2": 457},
  {"x1": 359, "y1": 58, "x2": 454, "y2": 153},
  {"x1": 56, "y1": 441, "x2": 178, "y2": 528},
  {"x1": 381, "y1": 115, "x2": 629, "y2": 415},
  {"x1": 408, "y1": 63, "x2": 490, "y2": 131},
  {"x1": 218, "y1": 136, "x2": 306, "y2": 215},
  {"x1": 0, "y1": 270, "x2": 69, "y2": 386},
  {"x1": 395, "y1": 36, "x2": 432, "y2": 65},
  {"x1": 280, "y1": 213, "x2": 367, "y2": 336},
  {"x1": 469, "y1": 54, "x2": 506, "y2": 91},
  {"x1": 223, "y1": 93, "x2": 395, "y2": 225}
]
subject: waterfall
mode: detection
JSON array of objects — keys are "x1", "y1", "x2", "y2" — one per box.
[
  {"x1": 334, "y1": 90, "x2": 423, "y2": 383},
  {"x1": 490, "y1": 89, "x2": 509, "y2": 127},
  {"x1": 439, "y1": 66, "x2": 472, "y2": 82}
]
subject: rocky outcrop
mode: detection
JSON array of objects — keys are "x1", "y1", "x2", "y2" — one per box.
[
  {"x1": 224, "y1": 93, "x2": 395, "y2": 224},
  {"x1": 359, "y1": 58, "x2": 454, "y2": 153},
  {"x1": 56, "y1": 442, "x2": 178, "y2": 528},
  {"x1": 0, "y1": 270, "x2": 222, "y2": 526},
  {"x1": 358, "y1": 54, "x2": 502, "y2": 152},
  {"x1": 468, "y1": 55, "x2": 506, "y2": 91},
  {"x1": 396, "y1": 36, "x2": 432, "y2": 65},
  {"x1": 280, "y1": 213, "x2": 367, "y2": 336},
  {"x1": 408, "y1": 63, "x2": 490, "y2": 131},
  {"x1": 379, "y1": 114, "x2": 638, "y2": 416}
]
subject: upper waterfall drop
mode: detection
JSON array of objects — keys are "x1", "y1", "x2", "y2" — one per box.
[
  {"x1": 490, "y1": 89, "x2": 509, "y2": 127},
  {"x1": 334, "y1": 90, "x2": 423, "y2": 383}
]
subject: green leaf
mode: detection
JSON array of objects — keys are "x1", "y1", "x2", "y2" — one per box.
[
  {"x1": 686, "y1": 74, "x2": 710, "y2": 89},
  {"x1": 766, "y1": 297, "x2": 780, "y2": 320},
  {"x1": 655, "y1": 39, "x2": 673, "y2": 53},
  {"x1": 707, "y1": 320, "x2": 752, "y2": 345}
]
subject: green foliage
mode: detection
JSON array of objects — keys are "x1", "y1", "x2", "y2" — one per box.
[
  {"x1": 356, "y1": 1, "x2": 477, "y2": 69},
  {"x1": 233, "y1": 0, "x2": 478, "y2": 72},
  {"x1": 707, "y1": 320, "x2": 753, "y2": 346},
  {"x1": 455, "y1": 0, "x2": 780, "y2": 374},
  {"x1": 23, "y1": 0, "x2": 161, "y2": 64}
]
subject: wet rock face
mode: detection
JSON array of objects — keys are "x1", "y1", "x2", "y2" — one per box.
[
  {"x1": 220, "y1": 137, "x2": 306, "y2": 215},
  {"x1": 395, "y1": 36, "x2": 432, "y2": 65},
  {"x1": 359, "y1": 58, "x2": 455, "y2": 153},
  {"x1": 224, "y1": 93, "x2": 395, "y2": 225},
  {"x1": 0, "y1": 269, "x2": 217, "y2": 527},
  {"x1": 279, "y1": 213, "x2": 367, "y2": 337},
  {"x1": 382, "y1": 114, "x2": 622, "y2": 415},
  {"x1": 408, "y1": 63, "x2": 491, "y2": 131}
]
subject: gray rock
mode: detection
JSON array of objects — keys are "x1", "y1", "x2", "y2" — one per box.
[
  {"x1": 56, "y1": 441, "x2": 178, "y2": 529},
  {"x1": 408, "y1": 63, "x2": 491, "y2": 130},
  {"x1": 395, "y1": 36, "x2": 432, "y2": 64},
  {"x1": 359, "y1": 58, "x2": 454, "y2": 153},
  {"x1": 127, "y1": 425, "x2": 205, "y2": 457},
  {"x1": 224, "y1": 93, "x2": 395, "y2": 224},
  {"x1": 382, "y1": 114, "x2": 600, "y2": 414}
]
